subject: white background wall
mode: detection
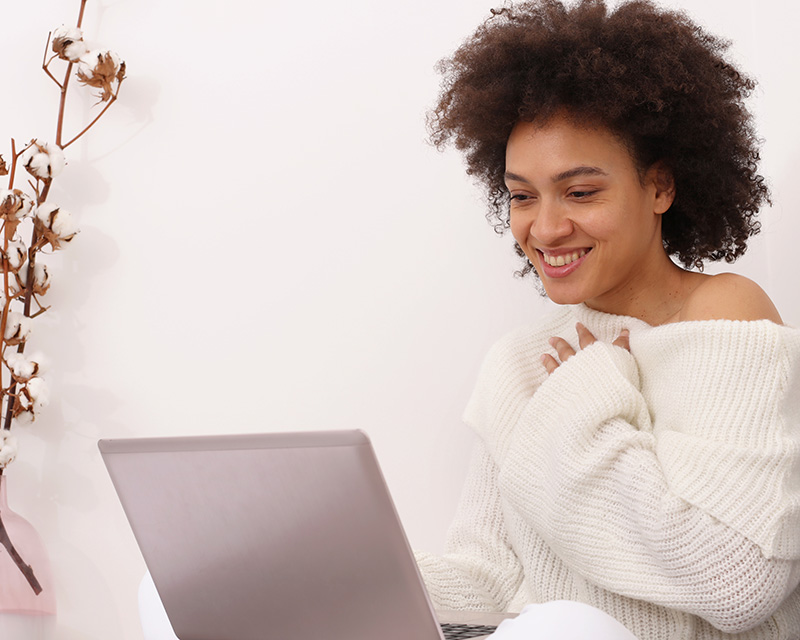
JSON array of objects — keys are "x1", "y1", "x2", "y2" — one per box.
[{"x1": 0, "y1": 0, "x2": 796, "y2": 638}]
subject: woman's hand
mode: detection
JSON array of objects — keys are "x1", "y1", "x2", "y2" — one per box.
[{"x1": 541, "y1": 322, "x2": 630, "y2": 375}]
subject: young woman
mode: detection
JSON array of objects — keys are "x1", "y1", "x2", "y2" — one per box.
[{"x1": 415, "y1": 2, "x2": 800, "y2": 638}]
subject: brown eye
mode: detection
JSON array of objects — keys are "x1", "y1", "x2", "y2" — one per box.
[{"x1": 569, "y1": 190, "x2": 597, "y2": 199}]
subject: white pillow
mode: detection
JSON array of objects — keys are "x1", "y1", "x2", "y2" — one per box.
[{"x1": 489, "y1": 601, "x2": 640, "y2": 640}]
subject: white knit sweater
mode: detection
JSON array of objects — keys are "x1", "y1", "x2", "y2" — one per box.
[{"x1": 416, "y1": 304, "x2": 800, "y2": 640}]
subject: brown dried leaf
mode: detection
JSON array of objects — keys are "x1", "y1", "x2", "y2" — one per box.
[
  {"x1": 11, "y1": 398, "x2": 28, "y2": 420},
  {"x1": 9, "y1": 274, "x2": 24, "y2": 300},
  {"x1": 0, "y1": 156, "x2": 7, "y2": 177}
]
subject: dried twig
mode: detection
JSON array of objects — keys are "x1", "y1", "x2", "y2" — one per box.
[{"x1": 0, "y1": 0, "x2": 124, "y2": 595}]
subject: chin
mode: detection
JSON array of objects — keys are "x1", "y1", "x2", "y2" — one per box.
[{"x1": 539, "y1": 284, "x2": 587, "y2": 306}]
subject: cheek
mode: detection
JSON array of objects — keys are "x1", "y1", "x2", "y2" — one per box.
[
  {"x1": 509, "y1": 215, "x2": 539, "y2": 263},
  {"x1": 509, "y1": 212, "x2": 529, "y2": 245}
]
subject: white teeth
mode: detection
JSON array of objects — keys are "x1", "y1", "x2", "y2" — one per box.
[{"x1": 542, "y1": 250, "x2": 586, "y2": 267}]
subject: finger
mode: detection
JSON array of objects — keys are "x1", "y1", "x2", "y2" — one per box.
[
  {"x1": 613, "y1": 329, "x2": 631, "y2": 351},
  {"x1": 548, "y1": 336, "x2": 576, "y2": 363},
  {"x1": 575, "y1": 322, "x2": 597, "y2": 350},
  {"x1": 541, "y1": 353, "x2": 560, "y2": 375}
]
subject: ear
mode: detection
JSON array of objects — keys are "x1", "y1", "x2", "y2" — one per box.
[{"x1": 648, "y1": 161, "x2": 675, "y2": 215}]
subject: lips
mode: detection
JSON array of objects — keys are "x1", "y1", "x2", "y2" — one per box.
[{"x1": 537, "y1": 248, "x2": 591, "y2": 278}]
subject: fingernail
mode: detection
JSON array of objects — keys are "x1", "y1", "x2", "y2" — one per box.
[{"x1": 548, "y1": 337, "x2": 557, "y2": 347}]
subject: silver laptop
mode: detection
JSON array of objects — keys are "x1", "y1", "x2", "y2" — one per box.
[{"x1": 99, "y1": 430, "x2": 505, "y2": 640}]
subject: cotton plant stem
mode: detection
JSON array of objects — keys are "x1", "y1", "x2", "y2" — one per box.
[
  {"x1": 62, "y1": 90, "x2": 119, "y2": 149},
  {"x1": 7, "y1": 139, "x2": 16, "y2": 190},
  {"x1": 54, "y1": 66, "x2": 74, "y2": 149},
  {"x1": 76, "y1": 0, "x2": 87, "y2": 29},
  {"x1": 0, "y1": 496, "x2": 43, "y2": 594},
  {"x1": 54, "y1": 0, "x2": 88, "y2": 148}
]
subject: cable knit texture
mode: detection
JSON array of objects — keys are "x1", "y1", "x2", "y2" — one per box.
[{"x1": 416, "y1": 304, "x2": 800, "y2": 640}]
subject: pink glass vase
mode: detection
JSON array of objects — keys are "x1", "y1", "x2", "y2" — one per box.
[{"x1": 0, "y1": 475, "x2": 56, "y2": 638}]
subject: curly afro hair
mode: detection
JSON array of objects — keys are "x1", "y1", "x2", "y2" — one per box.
[{"x1": 428, "y1": 0, "x2": 768, "y2": 273}]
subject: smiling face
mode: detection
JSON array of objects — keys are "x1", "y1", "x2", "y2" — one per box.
[{"x1": 505, "y1": 115, "x2": 676, "y2": 314}]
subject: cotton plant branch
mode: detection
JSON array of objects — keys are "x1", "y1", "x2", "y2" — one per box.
[
  {"x1": 0, "y1": 505, "x2": 43, "y2": 595},
  {"x1": 0, "y1": 0, "x2": 125, "y2": 595}
]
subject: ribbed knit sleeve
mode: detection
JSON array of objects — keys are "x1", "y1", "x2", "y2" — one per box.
[
  {"x1": 490, "y1": 311, "x2": 800, "y2": 634},
  {"x1": 635, "y1": 320, "x2": 800, "y2": 560},
  {"x1": 415, "y1": 442, "x2": 524, "y2": 611}
]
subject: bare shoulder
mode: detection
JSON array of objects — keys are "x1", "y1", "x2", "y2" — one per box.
[{"x1": 681, "y1": 273, "x2": 783, "y2": 324}]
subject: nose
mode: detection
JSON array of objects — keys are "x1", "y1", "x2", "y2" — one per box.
[{"x1": 531, "y1": 198, "x2": 573, "y2": 245}]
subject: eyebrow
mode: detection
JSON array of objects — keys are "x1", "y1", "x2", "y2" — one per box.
[{"x1": 504, "y1": 166, "x2": 609, "y2": 184}]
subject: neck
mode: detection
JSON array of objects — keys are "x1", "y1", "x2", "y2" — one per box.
[{"x1": 585, "y1": 253, "x2": 700, "y2": 325}]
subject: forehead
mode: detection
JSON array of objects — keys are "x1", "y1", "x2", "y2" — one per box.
[{"x1": 505, "y1": 115, "x2": 638, "y2": 177}]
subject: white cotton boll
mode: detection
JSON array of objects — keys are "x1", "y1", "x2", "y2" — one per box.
[
  {"x1": 4, "y1": 312, "x2": 31, "y2": 343},
  {"x1": 77, "y1": 49, "x2": 125, "y2": 102},
  {"x1": 0, "y1": 431, "x2": 18, "y2": 468},
  {"x1": 51, "y1": 208, "x2": 77, "y2": 239},
  {"x1": 78, "y1": 49, "x2": 122, "y2": 77},
  {"x1": 35, "y1": 202, "x2": 58, "y2": 226},
  {"x1": 52, "y1": 26, "x2": 87, "y2": 62},
  {"x1": 19, "y1": 146, "x2": 45, "y2": 178},
  {"x1": 63, "y1": 40, "x2": 88, "y2": 61},
  {"x1": 6, "y1": 353, "x2": 37, "y2": 381},
  {"x1": 36, "y1": 202, "x2": 77, "y2": 237},
  {"x1": 28, "y1": 154, "x2": 51, "y2": 178},
  {"x1": 46, "y1": 143, "x2": 66, "y2": 176},
  {"x1": 3, "y1": 240, "x2": 27, "y2": 271},
  {"x1": 20, "y1": 140, "x2": 66, "y2": 180},
  {"x1": 0, "y1": 190, "x2": 33, "y2": 221},
  {"x1": 19, "y1": 263, "x2": 52, "y2": 294},
  {"x1": 35, "y1": 202, "x2": 78, "y2": 249},
  {"x1": 106, "y1": 50, "x2": 122, "y2": 73},
  {"x1": 26, "y1": 377, "x2": 49, "y2": 411},
  {"x1": 32, "y1": 263, "x2": 51, "y2": 294},
  {"x1": 52, "y1": 25, "x2": 83, "y2": 42},
  {"x1": 78, "y1": 50, "x2": 101, "y2": 76}
]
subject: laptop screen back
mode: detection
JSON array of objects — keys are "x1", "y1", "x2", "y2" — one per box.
[{"x1": 99, "y1": 430, "x2": 443, "y2": 640}]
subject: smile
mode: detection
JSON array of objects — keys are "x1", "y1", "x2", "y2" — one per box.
[{"x1": 541, "y1": 249, "x2": 587, "y2": 267}]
